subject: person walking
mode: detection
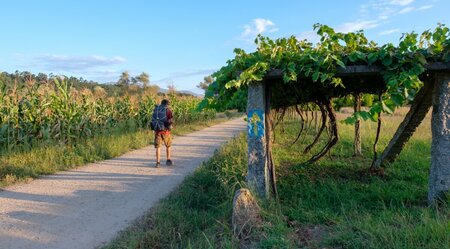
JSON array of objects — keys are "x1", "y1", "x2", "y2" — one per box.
[{"x1": 150, "y1": 99, "x2": 173, "y2": 167}]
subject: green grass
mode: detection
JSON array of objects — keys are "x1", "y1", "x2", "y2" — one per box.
[
  {"x1": 104, "y1": 108, "x2": 450, "y2": 249},
  {"x1": 0, "y1": 116, "x2": 239, "y2": 187}
]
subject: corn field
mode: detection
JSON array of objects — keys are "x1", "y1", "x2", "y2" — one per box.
[{"x1": 0, "y1": 79, "x2": 215, "y2": 151}]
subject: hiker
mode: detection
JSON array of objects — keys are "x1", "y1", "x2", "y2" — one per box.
[{"x1": 151, "y1": 99, "x2": 173, "y2": 167}]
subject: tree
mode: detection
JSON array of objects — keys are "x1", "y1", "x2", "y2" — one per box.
[
  {"x1": 197, "y1": 75, "x2": 214, "y2": 92},
  {"x1": 117, "y1": 71, "x2": 130, "y2": 89},
  {"x1": 136, "y1": 72, "x2": 150, "y2": 88},
  {"x1": 36, "y1": 73, "x2": 48, "y2": 83},
  {"x1": 130, "y1": 77, "x2": 138, "y2": 86},
  {"x1": 20, "y1": 71, "x2": 34, "y2": 83}
]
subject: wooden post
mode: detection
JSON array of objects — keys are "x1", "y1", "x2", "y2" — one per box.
[
  {"x1": 247, "y1": 82, "x2": 270, "y2": 198},
  {"x1": 428, "y1": 72, "x2": 450, "y2": 204}
]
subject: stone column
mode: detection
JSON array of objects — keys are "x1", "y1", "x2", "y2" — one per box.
[
  {"x1": 428, "y1": 73, "x2": 450, "y2": 204},
  {"x1": 246, "y1": 82, "x2": 270, "y2": 198}
]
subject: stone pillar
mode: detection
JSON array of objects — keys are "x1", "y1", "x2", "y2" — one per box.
[
  {"x1": 246, "y1": 83, "x2": 270, "y2": 198},
  {"x1": 428, "y1": 73, "x2": 450, "y2": 204}
]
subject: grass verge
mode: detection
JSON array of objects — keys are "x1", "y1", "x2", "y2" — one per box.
[{"x1": 104, "y1": 108, "x2": 449, "y2": 249}]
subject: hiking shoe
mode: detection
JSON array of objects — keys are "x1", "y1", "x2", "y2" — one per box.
[
  {"x1": 155, "y1": 162, "x2": 161, "y2": 168},
  {"x1": 166, "y1": 159, "x2": 173, "y2": 166}
]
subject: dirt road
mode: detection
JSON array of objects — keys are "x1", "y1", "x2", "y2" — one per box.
[{"x1": 0, "y1": 118, "x2": 246, "y2": 249}]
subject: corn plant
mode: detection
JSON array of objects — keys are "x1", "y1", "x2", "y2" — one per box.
[{"x1": 0, "y1": 79, "x2": 216, "y2": 152}]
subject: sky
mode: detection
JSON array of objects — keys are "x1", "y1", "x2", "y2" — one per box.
[{"x1": 0, "y1": 0, "x2": 448, "y2": 94}]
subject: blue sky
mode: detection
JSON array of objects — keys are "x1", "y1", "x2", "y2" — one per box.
[{"x1": 0, "y1": 0, "x2": 448, "y2": 94}]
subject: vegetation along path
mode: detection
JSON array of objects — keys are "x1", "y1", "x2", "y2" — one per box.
[{"x1": 0, "y1": 118, "x2": 246, "y2": 249}]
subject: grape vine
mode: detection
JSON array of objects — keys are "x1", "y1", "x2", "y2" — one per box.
[{"x1": 206, "y1": 23, "x2": 450, "y2": 123}]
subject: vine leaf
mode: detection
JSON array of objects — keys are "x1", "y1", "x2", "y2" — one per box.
[
  {"x1": 335, "y1": 59, "x2": 346, "y2": 68},
  {"x1": 368, "y1": 53, "x2": 378, "y2": 65},
  {"x1": 312, "y1": 71, "x2": 320, "y2": 82},
  {"x1": 381, "y1": 100, "x2": 395, "y2": 114}
]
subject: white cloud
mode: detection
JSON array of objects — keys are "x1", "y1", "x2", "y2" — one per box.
[
  {"x1": 417, "y1": 5, "x2": 433, "y2": 10},
  {"x1": 336, "y1": 20, "x2": 380, "y2": 33},
  {"x1": 340, "y1": 0, "x2": 424, "y2": 36},
  {"x1": 35, "y1": 55, "x2": 125, "y2": 71},
  {"x1": 28, "y1": 55, "x2": 127, "y2": 83},
  {"x1": 399, "y1": 6, "x2": 415, "y2": 13},
  {"x1": 390, "y1": 0, "x2": 414, "y2": 6},
  {"x1": 358, "y1": 0, "x2": 419, "y2": 23},
  {"x1": 378, "y1": 28, "x2": 400, "y2": 35},
  {"x1": 242, "y1": 18, "x2": 278, "y2": 37},
  {"x1": 361, "y1": 1, "x2": 396, "y2": 19}
]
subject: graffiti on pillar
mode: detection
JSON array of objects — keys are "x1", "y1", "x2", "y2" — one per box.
[{"x1": 248, "y1": 109, "x2": 264, "y2": 138}]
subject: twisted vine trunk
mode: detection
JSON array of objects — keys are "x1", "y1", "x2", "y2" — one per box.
[
  {"x1": 265, "y1": 83, "x2": 277, "y2": 198},
  {"x1": 307, "y1": 100, "x2": 338, "y2": 164},
  {"x1": 372, "y1": 79, "x2": 434, "y2": 168},
  {"x1": 371, "y1": 112, "x2": 382, "y2": 168},
  {"x1": 291, "y1": 105, "x2": 305, "y2": 146},
  {"x1": 353, "y1": 92, "x2": 362, "y2": 156},
  {"x1": 304, "y1": 103, "x2": 327, "y2": 153}
]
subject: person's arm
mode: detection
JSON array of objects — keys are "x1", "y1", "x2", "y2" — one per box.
[
  {"x1": 167, "y1": 108, "x2": 173, "y2": 127},
  {"x1": 167, "y1": 108, "x2": 173, "y2": 120}
]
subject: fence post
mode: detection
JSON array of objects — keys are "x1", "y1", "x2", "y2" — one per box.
[
  {"x1": 246, "y1": 82, "x2": 270, "y2": 198},
  {"x1": 428, "y1": 72, "x2": 450, "y2": 204}
]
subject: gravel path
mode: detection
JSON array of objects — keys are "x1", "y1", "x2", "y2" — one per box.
[{"x1": 0, "y1": 118, "x2": 246, "y2": 249}]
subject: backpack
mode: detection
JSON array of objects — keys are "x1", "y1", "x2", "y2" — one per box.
[{"x1": 150, "y1": 105, "x2": 168, "y2": 131}]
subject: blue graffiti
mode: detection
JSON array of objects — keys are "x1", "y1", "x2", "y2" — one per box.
[{"x1": 248, "y1": 109, "x2": 264, "y2": 138}]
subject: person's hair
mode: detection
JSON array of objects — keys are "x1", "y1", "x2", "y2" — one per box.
[{"x1": 161, "y1": 99, "x2": 170, "y2": 106}]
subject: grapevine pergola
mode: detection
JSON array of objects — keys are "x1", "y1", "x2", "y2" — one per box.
[
  {"x1": 207, "y1": 24, "x2": 450, "y2": 205},
  {"x1": 246, "y1": 62, "x2": 450, "y2": 205}
]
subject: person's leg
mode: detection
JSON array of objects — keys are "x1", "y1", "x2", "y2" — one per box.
[
  {"x1": 165, "y1": 146, "x2": 172, "y2": 166},
  {"x1": 156, "y1": 147, "x2": 161, "y2": 163},
  {"x1": 166, "y1": 146, "x2": 171, "y2": 160},
  {"x1": 164, "y1": 133, "x2": 173, "y2": 165},
  {"x1": 154, "y1": 133, "x2": 162, "y2": 167}
]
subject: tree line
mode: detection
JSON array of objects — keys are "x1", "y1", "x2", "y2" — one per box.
[{"x1": 0, "y1": 70, "x2": 160, "y2": 97}]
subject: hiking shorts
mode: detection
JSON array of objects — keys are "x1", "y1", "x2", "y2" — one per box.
[{"x1": 154, "y1": 132, "x2": 172, "y2": 148}]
